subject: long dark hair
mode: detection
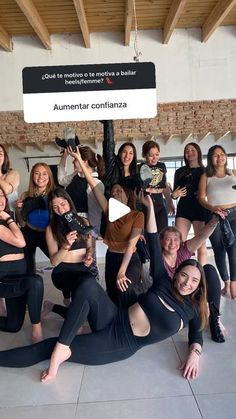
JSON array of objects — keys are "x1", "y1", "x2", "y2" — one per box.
[
  {"x1": 172, "y1": 259, "x2": 208, "y2": 330},
  {"x1": 184, "y1": 142, "x2": 203, "y2": 167},
  {"x1": 48, "y1": 187, "x2": 86, "y2": 247},
  {"x1": 117, "y1": 142, "x2": 137, "y2": 175},
  {"x1": 205, "y1": 145, "x2": 230, "y2": 177},
  {"x1": 0, "y1": 144, "x2": 11, "y2": 174},
  {"x1": 0, "y1": 186, "x2": 10, "y2": 213},
  {"x1": 79, "y1": 145, "x2": 105, "y2": 179}
]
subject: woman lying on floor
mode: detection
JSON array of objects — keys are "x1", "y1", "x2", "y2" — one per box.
[{"x1": 0, "y1": 192, "x2": 218, "y2": 382}]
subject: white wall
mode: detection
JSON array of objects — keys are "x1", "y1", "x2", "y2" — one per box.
[
  {"x1": 1, "y1": 27, "x2": 235, "y2": 261},
  {"x1": 0, "y1": 27, "x2": 236, "y2": 111}
]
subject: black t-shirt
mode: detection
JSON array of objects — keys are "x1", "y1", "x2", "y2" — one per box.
[
  {"x1": 144, "y1": 162, "x2": 167, "y2": 189},
  {"x1": 174, "y1": 166, "x2": 204, "y2": 198}
]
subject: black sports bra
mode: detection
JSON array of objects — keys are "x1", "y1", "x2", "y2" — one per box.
[{"x1": 0, "y1": 221, "x2": 24, "y2": 257}]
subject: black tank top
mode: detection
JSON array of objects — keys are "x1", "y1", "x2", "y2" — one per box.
[
  {"x1": 0, "y1": 221, "x2": 24, "y2": 257},
  {"x1": 66, "y1": 176, "x2": 88, "y2": 212}
]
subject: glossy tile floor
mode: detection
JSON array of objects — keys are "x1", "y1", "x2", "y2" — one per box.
[{"x1": 0, "y1": 254, "x2": 236, "y2": 419}]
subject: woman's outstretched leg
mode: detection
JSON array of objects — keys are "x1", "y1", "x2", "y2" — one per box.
[
  {"x1": 41, "y1": 278, "x2": 117, "y2": 382},
  {"x1": 0, "y1": 337, "x2": 57, "y2": 368}
]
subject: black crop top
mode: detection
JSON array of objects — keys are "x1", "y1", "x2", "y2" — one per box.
[
  {"x1": 69, "y1": 236, "x2": 87, "y2": 251},
  {"x1": 137, "y1": 232, "x2": 203, "y2": 346},
  {"x1": 0, "y1": 221, "x2": 24, "y2": 257}
]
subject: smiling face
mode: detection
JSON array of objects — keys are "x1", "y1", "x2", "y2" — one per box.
[
  {"x1": 184, "y1": 144, "x2": 199, "y2": 164},
  {"x1": 211, "y1": 147, "x2": 227, "y2": 168},
  {"x1": 119, "y1": 145, "x2": 134, "y2": 168},
  {"x1": 161, "y1": 231, "x2": 181, "y2": 255},
  {"x1": 175, "y1": 265, "x2": 201, "y2": 296},
  {"x1": 33, "y1": 165, "x2": 50, "y2": 190},
  {"x1": 111, "y1": 184, "x2": 128, "y2": 205},
  {"x1": 51, "y1": 196, "x2": 70, "y2": 215},
  {"x1": 145, "y1": 146, "x2": 160, "y2": 166}
]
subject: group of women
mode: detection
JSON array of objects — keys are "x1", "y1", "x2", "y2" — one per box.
[{"x1": 0, "y1": 135, "x2": 235, "y2": 383}]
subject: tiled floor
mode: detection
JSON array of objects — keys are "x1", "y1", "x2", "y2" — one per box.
[{"x1": 0, "y1": 256, "x2": 236, "y2": 419}]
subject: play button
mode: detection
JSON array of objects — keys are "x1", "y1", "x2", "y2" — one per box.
[{"x1": 108, "y1": 198, "x2": 131, "y2": 222}]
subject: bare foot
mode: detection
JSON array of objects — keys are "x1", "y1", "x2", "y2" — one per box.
[
  {"x1": 219, "y1": 319, "x2": 229, "y2": 337},
  {"x1": 41, "y1": 300, "x2": 54, "y2": 320},
  {"x1": 221, "y1": 282, "x2": 231, "y2": 298},
  {"x1": 32, "y1": 322, "x2": 43, "y2": 343},
  {"x1": 230, "y1": 282, "x2": 236, "y2": 299},
  {"x1": 40, "y1": 342, "x2": 71, "y2": 383},
  {"x1": 0, "y1": 298, "x2": 7, "y2": 316}
]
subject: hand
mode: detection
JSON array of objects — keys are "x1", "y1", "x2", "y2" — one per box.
[
  {"x1": 172, "y1": 186, "x2": 187, "y2": 198},
  {"x1": 139, "y1": 234, "x2": 146, "y2": 244},
  {"x1": 65, "y1": 230, "x2": 77, "y2": 247},
  {"x1": 212, "y1": 206, "x2": 228, "y2": 219},
  {"x1": 0, "y1": 210, "x2": 11, "y2": 221},
  {"x1": 167, "y1": 202, "x2": 176, "y2": 215},
  {"x1": 138, "y1": 190, "x2": 153, "y2": 207},
  {"x1": 179, "y1": 351, "x2": 200, "y2": 380},
  {"x1": 67, "y1": 145, "x2": 81, "y2": 160},
  {"x1": 83, "y1": 253, "x2": 93, "y2": 267},
  {"x1": 116, "y1": 273, "x2": 132, "y2": 292},
  {"x1": 16, "y1": 198, "x2": 24, "y2": 209}
]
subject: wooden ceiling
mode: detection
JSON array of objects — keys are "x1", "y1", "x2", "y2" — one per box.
[{"x1": 0, "y1": 0, "x2": 236, "y2": 52}]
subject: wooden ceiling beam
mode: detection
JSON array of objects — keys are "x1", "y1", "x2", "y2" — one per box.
[
  {"x1": 73, "y1": 0, "x2": 90, "y2": 48},
  {"x1": 214, "y1": 131, "x2": 230, "y2": 141},
  {"x1": 15, "y1": 142, "x2": 27, "y2": 153},
  {"x1": 0, "y1": 25, "x2": 13, "y2": 51},
  {"x1": 202, "y1": 0, "x2": 236, "y2": 42},
  {"x1": 33, "y1": 142, "x2": 45, "y2": 152},
  {"x1": 163, "y1": 134, "x2": 175, "y2": 144},
  {"x1": 125, "y1": 0, "x2": 133, "y2": 46},
  {"x1": 15, "y1": 0, "x2": 51, "y2": 49},
  {"x1": 197, "y1": 132, "x2": 211, "y2": 142},
  {"x1": 180, "y1": 133, "x2": 192, "y2": 144},
  {"x1": 163, "y1": 0, "x2": 187, "y2": 44}
]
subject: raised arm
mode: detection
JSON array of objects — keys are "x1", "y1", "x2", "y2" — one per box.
[
  {"x1": 186, "y1": 213, "x2": 219, "y2": 254},
  {"x1": 139, "y1": 192, "x2": 168, "y2": 287},
  {"x1": 69, "y1": 147, "x2": 108, "y2": 215}
]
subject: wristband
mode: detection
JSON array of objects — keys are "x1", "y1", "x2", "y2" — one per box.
[
  {"x1": 191, "y1": 348, "x2": 201, "y2": 357},
  {"x1": 7, "y1": 220, "x2": 15, "y2": 225}
]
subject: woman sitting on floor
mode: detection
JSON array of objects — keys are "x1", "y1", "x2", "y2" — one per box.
[{"x1": 42, "y1": 187, "x2": 98, "y2": 312}]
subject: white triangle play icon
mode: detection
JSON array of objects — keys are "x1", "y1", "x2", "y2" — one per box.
[{"x1": 108, "y1": 198, "x2": 131, "y2": 222}]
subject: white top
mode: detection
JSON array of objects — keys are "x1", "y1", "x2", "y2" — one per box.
[
  {"x1": 57, "y1": 165, "x2": 104, "y2": 237},
  {"x1": 206, "y1": 171, "x2": 236, "y2": 206}
]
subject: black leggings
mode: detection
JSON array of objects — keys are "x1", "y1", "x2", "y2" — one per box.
[
  {"x1": 22, "y1": 225, "x2": 49, "y2": 275},
  {"x1": 105, "y1": 250, "x2": 141, "y2": 307},
  {"x1": 0, "y1": 260, "x2": 44, "y2": 332},
  {"x1": 52, "y1": 261, "x2": 98, "y2": 300},
  {"x1": 0, "y1": 278, "x2": 139, "y2": 367},
  {"x1": 209, "y1": 211, "x2": 236, "y2": 282},
  {"x1": 0, "y1": 262, "x2": 222, "y2": 368}
]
